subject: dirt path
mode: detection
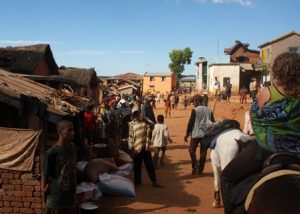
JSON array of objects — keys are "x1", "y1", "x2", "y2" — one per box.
[{"x1": 99, "y1": 98, "x2": 249, "y2": 214}]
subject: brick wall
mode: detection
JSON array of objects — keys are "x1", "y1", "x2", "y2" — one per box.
[
  {"x1": 0, "y1": 156, "x2": 43, "y2": 214},
  {"x1": 230, "y1": 46, "x2": 260, "y2": 63}
]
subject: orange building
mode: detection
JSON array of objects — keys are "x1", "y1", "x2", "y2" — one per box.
[{"x1": 143, "y1": 72, "x2": 176, "y2": 95}]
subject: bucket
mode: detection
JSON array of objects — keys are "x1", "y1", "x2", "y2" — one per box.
[{"x1": 80, "y1": 202, "x2": 99, "y2": 214}]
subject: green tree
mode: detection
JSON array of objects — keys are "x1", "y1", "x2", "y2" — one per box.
[{"x1": 169, "y1": 47, "x2": 193, "y2": 78}]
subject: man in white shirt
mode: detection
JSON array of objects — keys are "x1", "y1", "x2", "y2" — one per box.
[{"x1": 214, "y1": 77, "x2": 221, "y2": 97}]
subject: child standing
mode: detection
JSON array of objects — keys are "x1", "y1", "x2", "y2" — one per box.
[
  {"x1": 239, "y1": 86, "x2": 248, "y2": 104},
  {"x1": 151, "y1": 115, "x2": 172, "y2": 168},
  {"x1": 164, "y1": 96, "x2": 171, "y2": 118}
]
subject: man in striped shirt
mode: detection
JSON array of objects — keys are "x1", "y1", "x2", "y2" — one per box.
[{"x1": 129, "y1": 109, "x2": 162, "y2": 188}]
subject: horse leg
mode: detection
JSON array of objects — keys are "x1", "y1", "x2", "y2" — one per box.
[{"x1": 212, "y1": 162, "x2": 222, "y2": 208}]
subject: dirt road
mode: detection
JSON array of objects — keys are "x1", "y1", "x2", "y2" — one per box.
[{"x1": 99, "y1": 98, "x2": 250, "y2": 214}]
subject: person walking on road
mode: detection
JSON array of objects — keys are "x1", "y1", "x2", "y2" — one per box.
[
  {"x1": 129, "y1": 109, "x2": 162, "y2": 188},
  {"x1": 184, "y1": 94, "x2": 215, "y2": 175}
]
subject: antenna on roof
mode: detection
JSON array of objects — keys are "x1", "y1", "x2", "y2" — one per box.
[{"x1": 217, "y1": 39, "x2": 219, "y2": 57}]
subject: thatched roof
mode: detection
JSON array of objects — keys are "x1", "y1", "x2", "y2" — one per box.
[
  {"x1": 0, "y1": 68, "x2": 91, "y2": 118},
  {"x1": 59, "y1": 66, "x2": 99, "y2": 88},
  {"x1": 0, "y1": 44, "x2": 58, "y2": 75}
]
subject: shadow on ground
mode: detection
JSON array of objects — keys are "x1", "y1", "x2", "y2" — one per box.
[{"x1": 98, "y1": 156, "x2": 201, "y2": 214}]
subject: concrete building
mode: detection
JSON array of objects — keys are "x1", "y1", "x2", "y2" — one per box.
[
  {"x1": 195, "y1": 57, "x2": 208, "y2": 92},
  {"x1": 143, "y1": 72, "x2": 176, "y2": 95},
  {"x1": 208, "y1": 63, "x2": 240, "y2": 95},
  {"x1": 179, "y1": 75, "x2": 196, "y2": 88},
  {"x1": 258, "y1": 31, "x2": 300, "y2": 83}
]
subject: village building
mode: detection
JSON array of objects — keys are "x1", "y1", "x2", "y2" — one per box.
[
  {"x1": 142, "y1": 72, "x2": 176, "y2": 95},
  {"x1": 100, "y1": 72, "x2": 143, "y2": 96},
  {"x1": 0, "y1": 68, "x2": 91, "y2": 213},
  {"x1": 224, "y1": 40, "x2": 261, "y2": 93},
  {"x1": 224, "y1": 40, "x2": 260, "y2": 64},
  {"x1": 179, "y1": 75, "x2": 196, "y2": 92},
  {"x1": 195, "y1": 57, "x2": 209, "y2": 92},
  {"x1": 0, "y1": 44, "x2": 74, "y2": 90},
  {"x1": 195, "y1": 40, "x2": 261, "y2": 95},
  {"x1": 0, "y1": 44, "x2": 59, "y2": 76},
  {"x1": 208, "y1": 63, "x2": 240, "y2": 95},
  {"x1": 0, "y1": 44, "x2": 86, "y2": 93},
  {"x1": 107, "y1": 83, "x2": 119, "y2": 94},
  {"x1": 98, "y1": 83, "x2": 110, "y2": 103},
  {"x1": 118, "y1": 85, "x2": 139, "y2": 96},
  {"x1": 257, "y1": 31, "x2": 300, "y2": 83},
  {"x1": 101, "y1": 72, "x2": 143, "y2": 86},
  {"x1": 59, "y1": 66, "x2": 100, "y2": 104}
]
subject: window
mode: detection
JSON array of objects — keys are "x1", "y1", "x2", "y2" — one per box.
[
  {"x1": 288, "y1": 47, "x2": 299, "y2": 53},
  {"x1": 150, "y1": 77, "x2": 155, "y2": 82},
  {"x1": 236, "y1": 56, "x2": 249, "y2": 62},
  {"x1": 223, "y1": 77, "x2": 230, "y2": 87},
  {"x1": 161, "y1": 77, "x2": 166, "y2": 81}
]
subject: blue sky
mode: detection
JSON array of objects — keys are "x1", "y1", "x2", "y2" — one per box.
[{"x1": 1, "y1": 0, "x2": 299, "y2": 76}]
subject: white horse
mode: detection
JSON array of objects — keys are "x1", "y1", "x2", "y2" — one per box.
[{"x1": 210, "y1": 129, "x2": 254, "y2": 208}]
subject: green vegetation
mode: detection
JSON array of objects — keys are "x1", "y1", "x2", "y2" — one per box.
[{"x1": 169, "y1": 47, "x2": 193, "y2": 78}]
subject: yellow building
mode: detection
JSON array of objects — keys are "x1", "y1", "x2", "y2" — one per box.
[{"x1": 143, "y1": 72, "x2": 176, "y2": 95}]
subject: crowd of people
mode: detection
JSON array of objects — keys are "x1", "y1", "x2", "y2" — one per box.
[{"x1": 42, "y1": 52, "x2": 300, "y2": 213}]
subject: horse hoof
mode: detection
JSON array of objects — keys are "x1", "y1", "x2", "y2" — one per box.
[{"x1": 212, "y1": 201, "x2": 221, "y2": 208}]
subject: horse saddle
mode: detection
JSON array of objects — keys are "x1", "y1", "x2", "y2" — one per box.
[
  {"x1": 228, "y1": 152, "x2": 300, "y2": 214},
  {"x1": 244, "y1": 151, "x2": 300, "y2": 211}
]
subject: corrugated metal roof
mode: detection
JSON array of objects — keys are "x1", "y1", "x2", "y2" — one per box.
[
  {"x1": 144, "y1": 72, "x2": 173, "y2": 77},
  {"x1": 258, "y1": 31, "x2": 300, "y2": 48},
  {"x1": 118, "y1": 85, "x2": 138, "y2": 91},
  {"x1": 0, "y1": 68, "x2": 90, "y2": 116},
  {"x1": 180, "y1": 76, "x2": 196, "y2": 81}
]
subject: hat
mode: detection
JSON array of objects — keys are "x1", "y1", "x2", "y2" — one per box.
[{"x1": 119, "y1": 99, "x2": 126, "y2": 104}]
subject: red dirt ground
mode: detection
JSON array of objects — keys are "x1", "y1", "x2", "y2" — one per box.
[{"x1": 99, "y1": 96, "x2": 250, "y2": 214}]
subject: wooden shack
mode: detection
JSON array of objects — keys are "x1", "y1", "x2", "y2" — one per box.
[{"x1": 0, "y1": 68, "x2": 91, "y2": 213}]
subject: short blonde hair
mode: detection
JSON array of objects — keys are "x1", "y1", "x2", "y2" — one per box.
[{"x1": 272, "y1": 52, "x2": 300, "y2": 97}]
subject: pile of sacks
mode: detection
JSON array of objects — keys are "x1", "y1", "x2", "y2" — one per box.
[{"x1": 76, "y1": 150, "x2": 135, "y2": 204}]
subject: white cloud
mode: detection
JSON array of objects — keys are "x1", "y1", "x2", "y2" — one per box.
[
  {"x1": 191, "y1": 0, "x2": 207, "y2": 3},
  {"x1": 116, "y1": 50, "x2": 144, "y2": 54},
  {"x1": 0, "y1": 40, "x2": 63, "y2": 45},
  {"x1": 56, "y1": 50, "x2": 143, "y2": 56},
  {"x1": 212, "y1": 0, "x2": 253, "y2": 7},
  {"x1": 191, "y1": 0, "x2": 253, "y2": 7},
  {"x1": 57, "y1": 50, "x2": 106, "y2": 56}
]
